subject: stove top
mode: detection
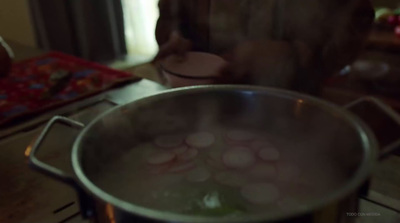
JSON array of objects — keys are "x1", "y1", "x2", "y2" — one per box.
[{"x1": 0, "y1": 80, "x2": 165, "y2": 223}]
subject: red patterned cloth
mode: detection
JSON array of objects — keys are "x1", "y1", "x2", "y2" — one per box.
[{"x1": 0, "y1": 52, "x2": 139, "y2": 126}]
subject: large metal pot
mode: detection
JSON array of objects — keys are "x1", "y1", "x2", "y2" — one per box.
[{"x1": 29, "y1": 85, "x2": 400, "y2": 223}]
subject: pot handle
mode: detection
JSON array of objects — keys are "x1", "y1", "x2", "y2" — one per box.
[
  {"x1": 29, "y1": 116, "x2": 96, "y2": 218},
  {"x1": 29, "y1": 116, "x2": 84, "y2": 185},
  {"x1": 345, "y1": 97, "x2": 400, "y2": 159}
]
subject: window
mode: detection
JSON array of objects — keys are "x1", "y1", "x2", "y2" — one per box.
[{"x1": 122, "y1": 0, "x2": 159, "y2": 58}]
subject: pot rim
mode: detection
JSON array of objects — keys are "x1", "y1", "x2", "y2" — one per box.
[{"x1": 71, "y1": 85, "x2": 378, "y2": 223}]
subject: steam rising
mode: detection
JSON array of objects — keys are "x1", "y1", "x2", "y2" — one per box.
[{"x1": 79, "y1": 88, "x2": 367, "y2": 218}]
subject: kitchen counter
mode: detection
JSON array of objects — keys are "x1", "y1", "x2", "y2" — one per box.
[{"x1": 1, "y1": 41, "x2": 399, "y2": 223}]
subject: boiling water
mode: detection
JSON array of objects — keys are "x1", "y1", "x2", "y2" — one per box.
[{"x1": 91, "y1": 127, "x2": 347, "y2": 217}]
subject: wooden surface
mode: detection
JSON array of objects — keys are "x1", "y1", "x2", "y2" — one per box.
[
  {"x1": 370, "y1": 156, "x2": 400, "y2": 211},
  {"x1": 0, "y1": 124, "x2": 81, "y2": 223}
]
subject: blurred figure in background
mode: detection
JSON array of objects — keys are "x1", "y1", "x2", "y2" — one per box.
[
  {"x1": 0, "y1": 37, "x2": 13, "y2": 77},
  {"x1": 154, "y1": 0, "x2": 374, "y2": 94}
]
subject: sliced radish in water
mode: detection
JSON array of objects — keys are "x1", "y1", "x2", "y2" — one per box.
[
  {"x1": 278, "y1": 181, "x2": 313, "y2": 198},
  {"x1": 178, "y1": 148, "x2": 199, "y2": 161},
  {"x1": 277, "y1": 197, "x2": 304, "y2": 211},
  {"x1": 206, "y1": 151, "x2": 226, "y2": 170},
  {"x1": 185, "y1": 167, "x2": 211, "y2": 182},
  {"x1": 276, "y1": 163, "x2": 300, "y2": 181},
  {"x1": 251, "y1": 140, "x2": 273, "y2": 151},
  {"x1": 154, "y1": 134, "x2": 184, "y2": 148},
  {"x1": 214, "y1": 171, "x2": 247, "y2": 187},
  {"x1": 249, "y1": 164, "x2": 277, "y2": 179},
  {"x1": 206, "y1": 158, "x2": 226, "y2": 170},
  {"x1": 147, "y1": 151, "x2": 176, "y2": 165},
  {"x1": 147, "y1": 163, "x2": 172, "y2": 174},
  {"x1": 208, "y1": 150, "x2": 221, "y2": 160},
  {"x1": 169, "y1": 161, "x2": 196, "y2": 173},
  {"x1": 230, "y1": 146, "x2": 251, "y2": 151},
  {"x1": 258, "y1": 147, "x2": 280, "y2": 161},
  {"x1": 185, "y1": 132, "x2": 215, "y2": 148},
  {"x1": 172, "y1": 145, "x2": 188, "y2": 155},
  {"x1": 225, "y1": 139, "x2": 249, "y2": 147},
  {"x1": 222, "y1": 149, "x2": 255, "y2": 169},
  {"x1": 226, "y1": 130, "x2": 255, "y2": 141},
  {"x1": 240, "y1": 183, "x2": 279, "y2": 204}
]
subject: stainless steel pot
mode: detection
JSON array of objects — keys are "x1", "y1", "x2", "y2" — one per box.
[{"x1": 29, "y1": 85, "x2": 400, "y2": 223}]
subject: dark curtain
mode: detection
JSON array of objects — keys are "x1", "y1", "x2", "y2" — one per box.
[{"x1": 29, "y1": 0, "x2": 127, "y2": 62}]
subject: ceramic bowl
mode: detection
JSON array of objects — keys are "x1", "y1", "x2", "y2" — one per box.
[{"x1": 161, "y1": 52, "x2": 226, "y2": 88}]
